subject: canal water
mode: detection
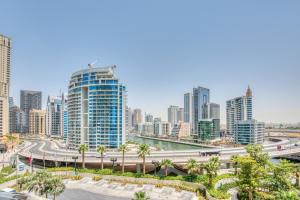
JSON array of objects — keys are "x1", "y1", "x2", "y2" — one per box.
[{"x1": 127, "y1": 135, "x2": 209, "y2": 151}]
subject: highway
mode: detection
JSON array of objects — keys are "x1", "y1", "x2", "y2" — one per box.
[{"x1": 17, "y1": 137, "x2": 300, "y2": 165}]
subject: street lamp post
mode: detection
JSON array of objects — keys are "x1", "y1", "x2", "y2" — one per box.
[
  {"x1": 16, "y1": 153, "x2": 19, "y2": 177},
  {"x1": 72, "y1": 156, "x2": 78, "y2": 175},
  {"x1": 43, "y1": 152, "x2": 46, "y2": 169},
  {"x1": 110, "y1": 157, "x2": 117, "y2": 173},
  {"x1": 152, "y1": 160, "x2": 159, "y2": 176}
]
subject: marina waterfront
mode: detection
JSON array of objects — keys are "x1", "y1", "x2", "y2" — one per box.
[{"x1": 127, "y1": 135, "x2": 210, "y2": 150}]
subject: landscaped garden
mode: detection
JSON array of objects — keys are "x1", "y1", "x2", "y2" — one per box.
[{"x1": 1, "y1": 142, "x2": 300, "y2": 200}]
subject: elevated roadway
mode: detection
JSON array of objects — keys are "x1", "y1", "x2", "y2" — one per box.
[{"x1": 17, "y1": 138, "x2": 300, "y2": 167}]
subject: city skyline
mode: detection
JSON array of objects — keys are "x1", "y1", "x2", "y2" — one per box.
[{"x1": 1, "y1": 1, "x2": 300, "y2": 124}]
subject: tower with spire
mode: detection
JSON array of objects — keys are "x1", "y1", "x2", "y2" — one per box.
[
  {"x1": 226, "y1": 86, "x2": 264, "y2": 145},
  {"x1": 245, "y1": 86, "x2": 253, "y2": 120}
]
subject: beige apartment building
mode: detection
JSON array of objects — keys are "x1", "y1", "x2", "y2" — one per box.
[
  {"x1": 171, "y1": 122, "x2": 191, "y2": 138},
  {"x1": 0, "y1": 34, "x2": 11, "y2": 136},
  {"x1": 29, "y1": 109, "x2": 46, "y2": 135}
]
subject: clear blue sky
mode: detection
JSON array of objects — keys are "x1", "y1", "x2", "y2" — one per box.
[{"x1": 1, "y1": 1, "x2": 300, "y2": 123}]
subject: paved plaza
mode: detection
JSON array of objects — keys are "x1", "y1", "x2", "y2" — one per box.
[{"x1": 58, "y1": 177, "x2": 198, "y2": 200}]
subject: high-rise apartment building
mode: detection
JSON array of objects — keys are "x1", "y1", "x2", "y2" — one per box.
[
  {"x1": 132, "y1": 109, "x2": 142, "y2": 127},
  {"x1": 29, "y1": 109, "x2": 46, "y2": 135},
  {"x1": 68, "y1": 66, "x2": 126, "y2": 150},
  {"x1": 226, "y1": 86, "x2": 253, "y2": 137},
  {"x1": 125, "y1": 106, "x2": 133, "y2": 133},
  {"x1": 154, "y1": 121, "x2": 171, "y2": 137},
  {"x1": 234, "y1": 120, "x2": 264, "y2": 144},
  {"x1": 0, "y1": 34, "x2": 11, "y2": 136},
  {"x1": 177, "y1": 108, "x2": 184, "y2": 123},
  {"x1": 171, "y1": 122, "x2": 190, "y2": 138},
  {"x1": 63, "y1": 104, "x2": 68, "y2": 140},
  {"x1": 46, "y1": 95, "x2": 67, "y2": 136},
  {"x1": 184, "y1": 93, "x2": 193, "y2": 124},
  {"x1": 9, "y1": 97, "x2": 14, "y2": 108},
  {"x1": 192, "y1": 86, "x2": 210, "y2": 133},
  {"x1": 203, "y1": 103, "x2": 220, "y2": 119},
  {"x1": 168, "y1": 105, "x2": 179, "y2": 127},
  {"x1": 141, "y1": 122, "x2": 154, "y2": 136},
  {"x1": 9, "y1": 106, "x2": 26, "y2": 133},
  {"x1": 145, "y1": 113, "x2": 154, "y2": 123},
  {"x1": 226, "y1": 86, "x2": 263, "y2": 144},
  {"x1": 20, "y1": 90, "x2": 42, "y2": 132}
]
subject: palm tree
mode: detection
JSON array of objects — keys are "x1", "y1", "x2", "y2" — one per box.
[
  {"x1": 47, "y1": 176, "x2": 65, "y2": 200},
  {"x1": 27, "y1": 171, "x2": 52, "y2": 196},
  {"x1": 231, "y1": 155, "x2": 239, "y2": 175},
  {"x1": 17, "y1": 176, "x2": 29, "y2": 191},
  {"x1": 118, "y1": 144, "x2": 129, "y2": 173},
  {"x1": 160, "y1": 159, "x2": 173, "y2": 176},
  {"x1": 137, "y1": 144, "x2": 150, "y2": 175},
  {"x1": 203, "y1": 156, "x2": 220, "y2": 187},
  {"x1": 185, "y1": 159, "x2": 199, "y2": 176},
  {"x1": 132, "y1": 191, "x2": 150, "y2": 200},
  {"x1": 294, "y1": 165, "x2": 300, "y2": 187},
  {"x1": 5, "y1": 134, "x2": 17, "y2": 151},
  {"x1": 97, "y1": 145, "x2": 106, "y2": 170},
  {"x1": 78, "y1": 144, "x2": 88, "y2": 168}
]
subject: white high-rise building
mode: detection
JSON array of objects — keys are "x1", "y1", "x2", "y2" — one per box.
[
  {"x1": 226, "y1": 86, "x2": 263, "y2": 145},
  {"x1": 226, "y1": 86, "x2": 253, "y2": 137},
  {"x1": 168, "y1": 105, "x2": 179, "y2": 128},
  {"x1": 68, "y1": 66, "x2": 126, "y2": 149},
  {"x1": 0, "y1": 34, "x2": 11, "y2": 136},
  {"x1": 154, "y1": 121, "x2": 171, "y2": 137},
  {"x1": 46, "y1": 94, "x2": 67, "y2": 137}
]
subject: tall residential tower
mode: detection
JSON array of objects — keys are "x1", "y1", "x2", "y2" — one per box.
[
  {"x1": 183, "y1": 93, "x2": 192, "y2": 124},
  {"x1": 192, "y1": 86, "x2": 210, "y2": 133},
  {"x1": 226, "y1": 86, "x2": 253, "y2": 137},
  {"x1": 46, "y1": 94, "x2": 67, "y2": 137},
  {"x1": 0, "y1": 34, "x2": 11, "y2": 136},
  {"x1": 20, "y1": 90, "x2": 42, "y2": 133},
  {"x1": 68, "y1": 66, "x2": 126, "y2": 150},
  {"x1": 226, "y1": 86, "x2": 264, "y2": 144}
]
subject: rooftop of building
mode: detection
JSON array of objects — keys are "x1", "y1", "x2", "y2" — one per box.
[
  {"x1": 0, "y1": 33, "x2": 12, "y2": 40},
  {"x1": 71, "y1": 65, "x2": 116, "y2": 77}
]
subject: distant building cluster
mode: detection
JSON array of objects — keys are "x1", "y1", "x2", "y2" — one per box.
[
  {"x1": 128, "y1": 86, "x2": 264, "y2": 145},
  {"x1": 1, "y1": 31, "x2": 266, "y2": 149}
]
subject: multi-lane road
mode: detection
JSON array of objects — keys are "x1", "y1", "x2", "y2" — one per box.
[{"x1": 17, "y1": 137, "x2": 300, "y2": 166}]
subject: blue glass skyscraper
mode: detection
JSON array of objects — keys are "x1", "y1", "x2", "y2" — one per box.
[
  {"x1": 192, "y1": 86, "x2": 210, "y2": 134},
  {"x1": 68, "y1": 66, "x2": 126, "y2": 150}
]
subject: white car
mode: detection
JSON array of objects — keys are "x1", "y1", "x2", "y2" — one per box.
[{"x1": 1, "y1": 188, "x2": 16, "y2": 193}]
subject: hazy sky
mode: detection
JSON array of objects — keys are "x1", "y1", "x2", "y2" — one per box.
[{"x1": 1, "y1": 1, "x2": 300, "y2": 123}]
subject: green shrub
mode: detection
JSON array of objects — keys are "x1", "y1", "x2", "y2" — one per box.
[
  {"x1": 92, "y1": 175, "x2": 102, "y2": 181},
  {"x1": 208, "y1": 188, "x2": 230, "y2": 200},
  {"x1": 96, "y1": 169, "x2": 113, "y2": 175},
  {"x1": 71, "y1": 175, "x2": 83, "y2": 180},
  {"x1": 141, "y1": 174, "x2": 156, "y2": 179},
  {"x1": 0, "y1": 166, "x2": 15, "y2": 177}
]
